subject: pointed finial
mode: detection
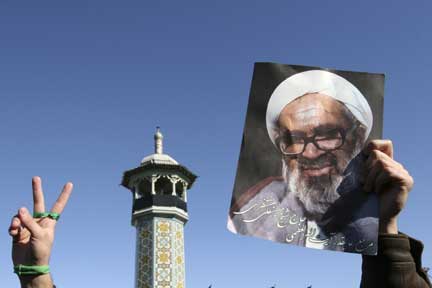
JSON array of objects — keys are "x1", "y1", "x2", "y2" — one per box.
[{"x1": 154, "y1": 126, "x2": 163, "y2": 154}]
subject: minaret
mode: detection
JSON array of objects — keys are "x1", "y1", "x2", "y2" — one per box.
[{"x1": 121, "y1": 127, "x2": 197, "y2": 288}]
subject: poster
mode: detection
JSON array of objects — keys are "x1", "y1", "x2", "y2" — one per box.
[{"x1": 228, "y1": 63, "x2": 384, "y2": 255}]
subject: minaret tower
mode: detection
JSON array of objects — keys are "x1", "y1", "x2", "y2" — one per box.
[{"x1": 121, "y1": 127, "x2": 197, "y2": 288}]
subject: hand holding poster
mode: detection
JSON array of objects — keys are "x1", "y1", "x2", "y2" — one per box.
[{"x1": 228, "y1": 63, "x2": 384, "y2": 255}]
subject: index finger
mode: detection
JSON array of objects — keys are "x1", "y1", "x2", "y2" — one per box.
[
  {"x1": 363, "y1": 139, "x2": 394, "y2": 159},
  {"x1": 50, "y1": 182, "x2": 73, "y2": 214},
  {"x1": 32, "y1": 176, "x2": 46, "y2": 214}
]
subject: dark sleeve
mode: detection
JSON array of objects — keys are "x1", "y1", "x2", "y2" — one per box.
[{"x1": 360, "y1": 233, "x2": 431, "y2": 288}]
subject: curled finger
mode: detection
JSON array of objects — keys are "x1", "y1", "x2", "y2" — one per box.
[
  {"x1": 8, "y1": 216, "x2": 21, "y2": 237},
  {"x1": 364, "y1": 140, "x2": 394, "y2": 158},
  {"x1": 17, "y1": 207, "x2": 42, "y2": 238}
]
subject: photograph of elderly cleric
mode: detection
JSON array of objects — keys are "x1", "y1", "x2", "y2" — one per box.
[{"x1": 228, "y1": 64, "x2": 384, "y2": 255}]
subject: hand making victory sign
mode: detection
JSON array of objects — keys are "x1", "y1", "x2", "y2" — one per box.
[{"x1": 8, "y1": 176, "x2": 73, "y2": 288}]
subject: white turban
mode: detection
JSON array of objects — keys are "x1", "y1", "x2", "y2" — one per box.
[{"x1": 266, "y1": 70, "x2": 373, "y2": 146}]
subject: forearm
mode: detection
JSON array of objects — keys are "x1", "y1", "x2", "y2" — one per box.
[
  {"x1": 361, "y1": 233, "x2": 431, "y2": 288},
  {"x1": 19, "y1": 274, "x2": 54, "y2": 288}
]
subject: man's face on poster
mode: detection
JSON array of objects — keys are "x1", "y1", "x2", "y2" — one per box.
[{"x1": 277, "y1": 93, "x2": 362, "y2": 220}]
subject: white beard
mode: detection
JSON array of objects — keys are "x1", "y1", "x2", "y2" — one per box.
[
  {"x1": 287, "y1": 167, "x2": 343, "y2": 219},
  {"x1": 284, "y1": 146, "x2": 362, "y2": 220}
]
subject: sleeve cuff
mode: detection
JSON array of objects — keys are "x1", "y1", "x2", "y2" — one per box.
[{"x1": 378, "y1": 233, "x2": 414, "y2": 263}]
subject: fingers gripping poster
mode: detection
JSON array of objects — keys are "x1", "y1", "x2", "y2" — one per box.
[{"x1": 228, "y1": 63, "x2": 384, "y2": 255}]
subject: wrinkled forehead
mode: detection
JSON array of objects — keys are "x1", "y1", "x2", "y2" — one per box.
[{"x1": 278, "y1": 93, "x2": 352, "y2": 129}]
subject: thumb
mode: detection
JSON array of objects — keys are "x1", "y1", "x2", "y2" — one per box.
[{"x1": 18, "y1": 207, "x2": 42, "y2": 238}]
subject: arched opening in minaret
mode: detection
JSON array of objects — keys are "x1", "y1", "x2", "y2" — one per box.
[
  {"x1": 137, "y1": 178, "x2": 152, "y2": 198},
  {"x1": 175, "y1": 182, "x2": 184, "y2": 200},
  {"x1": 155, "y1": 177, "x2": 172, "y2": 195}
]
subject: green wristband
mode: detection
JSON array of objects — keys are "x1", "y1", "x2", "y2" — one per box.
[
  {"x1": 14, "y1": 264, "x2": 50, "y2": 275},
  {"x1": 33, "y1": 212, "x2": 60, "y2": 221}
]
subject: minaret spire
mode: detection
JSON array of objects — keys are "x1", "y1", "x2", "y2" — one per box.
[
  {"x1": 154, "y1": 126, "x2": 163, "y2": 154},
  {"x1": 122, "y1": 129, "x2": 197, "y2": 288}
]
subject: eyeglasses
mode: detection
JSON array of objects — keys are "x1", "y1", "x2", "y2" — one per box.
[{"x1": 276, "y1": 126, "x2": 355, "y2": 156}]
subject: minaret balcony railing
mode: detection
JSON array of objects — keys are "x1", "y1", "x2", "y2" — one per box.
[{"x1": 132, "y1": 194, "x2": 187, "y2": 212}]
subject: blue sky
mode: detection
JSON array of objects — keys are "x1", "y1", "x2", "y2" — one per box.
[{"x1": 1, "y1": 1, "x2": 431, "y2": 287}]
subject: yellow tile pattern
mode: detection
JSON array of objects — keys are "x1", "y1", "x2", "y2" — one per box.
[
  {"x1": 136, "y1": 221, "x2": 153, "y2": 288},
  {"x1": 155, "y1": 219, "x2": 172, "y2": 287},
  {"x1": 135, "y1": 218, "x2": 186, "y2": 288}
]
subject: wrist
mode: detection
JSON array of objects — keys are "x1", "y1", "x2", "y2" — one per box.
[
  {"x1": 379, "y1": 218, "x2": 398, "y2": 234},
  {"x1": 19, "y1": 273, "x2": 53, "y2": 288}
]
